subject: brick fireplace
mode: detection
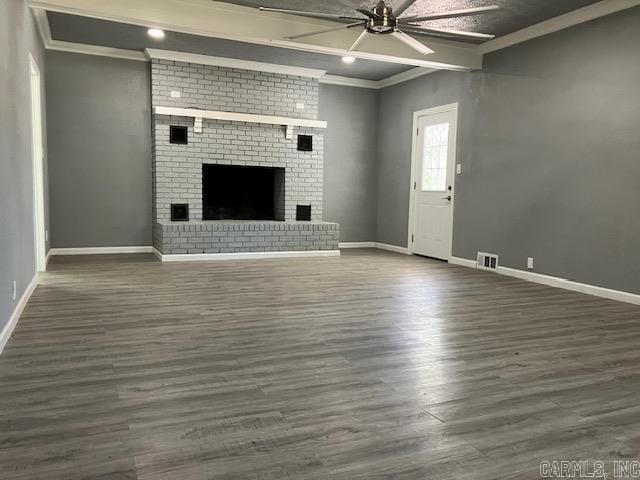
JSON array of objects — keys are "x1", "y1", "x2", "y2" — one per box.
[{"x1": 149, "y1": 52, "x2": 339, "y2": 259}]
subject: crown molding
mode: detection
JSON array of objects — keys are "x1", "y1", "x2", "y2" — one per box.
[
  {"x1": 47, "y1": 40, "x2": 147, "y2": 61},
  {"x1": 319, "y1": 75, "x2": 379, "y2": 89},
  {"x1": 320, "y1": 67, "x2": 436, "y2": 90},
  {"x1": 377, "y1": 67, "x2": 436, "y2": 88},
  {"x1": 32, "y1": 8, "x2": 52, "y2": 47},
  {"x1": 478, "y1": 0, "x2": 640, "y2": 54},
  {"x1": 145, "y1": 48, "x2": 326, "y2": 78},
  {"x1": 33, "y1": 11, "x2": 147, "y2": 61}
]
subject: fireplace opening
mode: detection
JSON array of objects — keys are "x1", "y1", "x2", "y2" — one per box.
[{"x1": 203, "y1": 164, "x2": 285, "y2": 221}]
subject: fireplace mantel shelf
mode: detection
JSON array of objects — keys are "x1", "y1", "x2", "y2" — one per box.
[{"x1": 153, "y1": 106, "x2": 327, "y2": 135}]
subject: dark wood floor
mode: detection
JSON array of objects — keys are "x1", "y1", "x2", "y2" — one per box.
[{"x1": 1, "y1": 250, "x2": 640, "y2": 479}]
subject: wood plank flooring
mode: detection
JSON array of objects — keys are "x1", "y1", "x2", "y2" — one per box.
[{"x1": 1, "y1": 249, "x2": 640, "y2": 479}]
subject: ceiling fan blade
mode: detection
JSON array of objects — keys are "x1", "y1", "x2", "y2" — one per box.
[
  {"x1": 392, "y1": 0, "x2": 420, "y2": 16},
  {"x1": 403, "y1": 25, "x2": 495, "y2": 40},
  {"x1": 356, "y1": 9, "x2": 382, "y2": 20},
  {"x1": 286, "y1": 22, "x2": 365, "y2": 40},
  {"x1": 399, "y1": 5, "x2": 499, "y2": 22},
  {"x1": 391, "y1": 30, "x2": 434, "y2": 55},
  {"x1": 348, "y1": 29, "x2": 369, "y2": 52},
  {"x1": 258, "y1": 6, "x2": 363, "y2": 21}
]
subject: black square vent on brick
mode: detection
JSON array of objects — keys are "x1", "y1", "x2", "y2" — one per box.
[
  {"x1": 171, "y1": 204, "x2": 189, "y2": 221},
  {"x1": 296, "y1": 205, "x2": 311, "y2": 221},
  {"x1": 170, "y1": 125, "x2": 188, "y2": 144},
  {"x1": 297, "y1": 134, "x2": 313, "y2": 152}
]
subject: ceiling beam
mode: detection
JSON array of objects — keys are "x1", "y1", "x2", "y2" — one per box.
[{"x1": 26, "y1": 0, "x2": 482, "y2": 71}]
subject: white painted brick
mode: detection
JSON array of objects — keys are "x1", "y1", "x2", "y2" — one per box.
[{"x1": 151, "y1": 58, "x2": 327, "y2": 238}]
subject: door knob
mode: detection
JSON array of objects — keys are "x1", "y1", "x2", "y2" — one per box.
[{"x1": 442, "y1": 195, "x2": 452, "y2": 201}]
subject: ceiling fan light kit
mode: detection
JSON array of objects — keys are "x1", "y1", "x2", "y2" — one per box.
[
  {"x1": 361, "y1": 2, "x2": 397, "y2": 34},
  {"x1": 258, "y1": 0, "x2": 499, "y2": 57}
]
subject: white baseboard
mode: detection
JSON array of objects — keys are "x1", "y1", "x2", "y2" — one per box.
[
  {"x1": 449, "y1": 256, "x2": 477, "y2": 268},
  {"x1": 49, "y1": 243, "x2": 410, "y2": 257},
  {"x1": 449, "y1": 256, "x2": 640, "y2": 306},
  {"x1": 339, "y1": 242, "x2": 376, "y2": 249},
  {"x1": 0, "y1": 275, "x2": 38, "y2": 355},
  {"x1": 49, "y1": 246, "x2": 154, "y2": 255},
  {"x1": 374, "y1": 242, "x2": 410, "y2": 255},
  {"x1": 337, "y1": 241, "x2": 410, "y2": 254},
  {"x1": 154, "y1": 249, "x2": 341, "y2": 262}
]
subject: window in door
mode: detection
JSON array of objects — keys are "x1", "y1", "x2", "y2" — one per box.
[{"x1": 421, "y1": 122, "x2": 449, "y2": 192}]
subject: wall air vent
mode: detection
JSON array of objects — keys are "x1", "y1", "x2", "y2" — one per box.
[
  {"x1": 477, "y1": 252, "x2": 499, "y2": 271},
  {"x1": 170, "y1": 125, "x2": 188, "y2": 144},
  {"x1": 297, "y1": 134, "x2": 313, "y2": 151},
  {"x1": 296, "y1": 205, "x2": 311, "y2": 221},
  {"x1": 170, "y1": 203, "x2": 189, "y2": 221}
]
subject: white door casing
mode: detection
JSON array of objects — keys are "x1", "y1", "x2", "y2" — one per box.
[
  {"x1": 29, "y1": 53, "x2": 46, "y2": 272},
  {"x1": 408, "y1": 104, "x2": 458, "y2": 260}
]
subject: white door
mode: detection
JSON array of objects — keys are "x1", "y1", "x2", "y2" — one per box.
[{"x1": 410, "y1": 105, "x2": 457, "y2": 260}]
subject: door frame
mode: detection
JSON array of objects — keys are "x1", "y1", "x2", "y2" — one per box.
[
  {"x1": 407, "y1": 102, "x2": 459, "y2": 259},
  {"x1": 29, "y1": 52, "x2": 46, "y2": 273}
]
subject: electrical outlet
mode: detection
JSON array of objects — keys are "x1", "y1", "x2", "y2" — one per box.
[
  {"x1": 456, "y1": 163, "x2": 462, "y2": 174},
  {"x1": 45, "y1": 229, "x2": 49, "y2": 242},
  {"x1": 295, "y1": 102, "x2": 305, "y2": 110},
  {"x1": 527, "y1": 257, "x2": 534, "y2": 269},
  {"x1": 12, "y1": 281, "x2": 16, "y2": 301},
  {"x1": 170, "y1": 90, "x2": 181, "y2": 98}
]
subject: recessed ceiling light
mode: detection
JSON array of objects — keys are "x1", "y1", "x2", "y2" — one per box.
[
  {"x1": 147, "y1": 28, "x2": 165, "y2": 39},
  {"x1": 342, "y1": 56, "x2": 356, "y2": 64}
]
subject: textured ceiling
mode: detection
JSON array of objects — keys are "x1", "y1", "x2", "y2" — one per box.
[
  {"x1": 219, "y1": 0, "x2": 604, "y2": 37},
  {"x1": 47, "y1": 12, "x2": 414, "y2": 80}
]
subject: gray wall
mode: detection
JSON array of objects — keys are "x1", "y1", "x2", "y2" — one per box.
[
  {"x1": 320, "y1": 84, "x2": 378, "y2": 242},
  {"x1": 376, "y1": 7, "x2": 640, "y2": 293},
  {"x1": 46, "y1": 51, "x2": 152, "y2": 247},
  {"x1": 0, "y1": 0, "x2": 48, "y2": 333},
  {"x1": 41, "y1": 6, "x2": 640, "y2": 294}
]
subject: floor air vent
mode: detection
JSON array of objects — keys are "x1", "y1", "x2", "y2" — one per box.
[{"x1": 477, "y1": 252, "x2": 499, "y2": 271}]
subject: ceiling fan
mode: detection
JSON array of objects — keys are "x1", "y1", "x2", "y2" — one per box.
[{"x1": 257, "y1": 1, "x2": 499, "y2": 56}]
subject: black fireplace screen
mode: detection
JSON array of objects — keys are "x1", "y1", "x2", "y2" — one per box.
[{"x1": 203, "y1": 164, "x2": 285, "y2": 220}]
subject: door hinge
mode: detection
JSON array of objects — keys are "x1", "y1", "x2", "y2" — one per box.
[
  {"x1": 416, "y1": 128, "x2": 419, "y2": 136},
  {"x1": 413, "y1": 181, "x2": 416, "y2": 190},
  {"x1": 411, "y1": 234, "x2": 414, "y2": 242}
]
